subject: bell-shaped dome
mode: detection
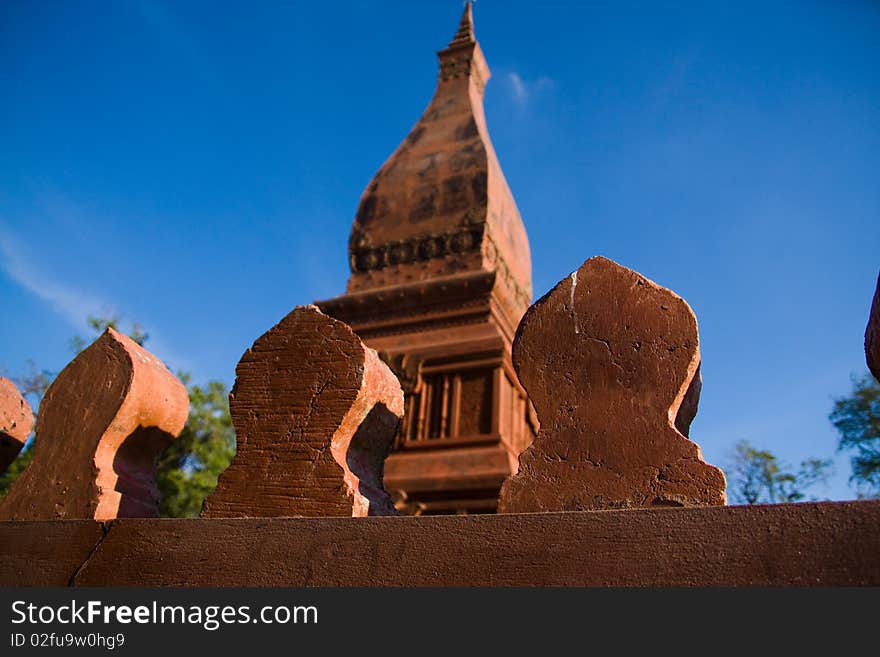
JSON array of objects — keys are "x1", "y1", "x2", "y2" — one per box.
[{"x1": 346, "y1": 3, "x2": 532, "y2": 318}]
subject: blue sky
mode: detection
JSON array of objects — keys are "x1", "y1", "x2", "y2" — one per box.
[{"x1": 1, "y1": 1, "x2": 877, "y2": 500}]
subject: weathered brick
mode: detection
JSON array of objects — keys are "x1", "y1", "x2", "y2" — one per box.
[
  {"x1": 202, "y1": 306, "x2": 404, "y2": 518},
  {"x1": 499, "y1": 256, "x2": 726, "y2": 512},
  {"x1": 0, "y1": 377, "x2": 33, "y2": 475},
  {"x1": 0, "y1": 329, "x2": 188, "y2": 520}
]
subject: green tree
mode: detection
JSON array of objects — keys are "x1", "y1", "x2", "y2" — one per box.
[
  {"x1": 0, "y1": 316, "x2": 234, "y2": 516},
  {"x1": 157, "y1": 374, "x2": 235, "y2": 517},
  {"x1": 725, "y1": 440, "x2": 832, "y2": 505},
  {"x1": 0, "y1": 361, "x2": 51, "y2": 496},
  {"x1": 70, "y1": 314, "x2": 148, "y2": 354},
  {"x1": 16, "y1": 359, "x2": 54, "y2": 400},
  {"x1": 830, "y1": 372, "x2": 880, "y2": 498},
  {"x1": 0, "y1": 446, "x2": 34, "y2": 497}
]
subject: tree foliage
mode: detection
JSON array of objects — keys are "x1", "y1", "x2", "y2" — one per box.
[
  {"x1": 157, "y1": 374, "x2": 235, "y2": 517},
  {"x1": 15, "y1": 359, "x2": 54, "y2": 401},
  {"x1": 70, "y1": 315, "x2": 148, "y2": 354},
  {"x1": 725, "y1": 440, "x2": 832, "y2": 505},
  {"x1": 0, "y1": 361, "x2": 50, "y2": 497},
  {"x1": 830, "y1": 372, "x2": 880, "y2": 498},
  {"x1": 0, "y1": 446, "x2": 33, "y2": 497},
  {"x1": 0, "y1": 315, "x2": 234, "y2": 516}
]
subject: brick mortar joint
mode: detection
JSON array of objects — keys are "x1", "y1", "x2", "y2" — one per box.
[{"x1": 67, "y1": 519, "x2": 114, "y2": 587}]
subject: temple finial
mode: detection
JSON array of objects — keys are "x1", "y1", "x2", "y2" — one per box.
[{"x1": 447, "y1": 2, "x2": 475, "y2": 48}]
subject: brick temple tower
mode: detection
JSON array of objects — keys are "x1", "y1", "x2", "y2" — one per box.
[{"x1": 317, "y1": 3, "x2": 537, "y2": 514}]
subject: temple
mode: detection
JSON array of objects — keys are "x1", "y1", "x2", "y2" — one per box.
[{"x1": 317, "y1": 3, "x2": 537, "y2": 514}]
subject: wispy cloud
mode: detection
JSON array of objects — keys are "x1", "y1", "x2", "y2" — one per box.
[
  {"x1": 0, "y1": 228, "x2": 105, "y2": 333},
  {"x1": 508, "y1": 72, "x2": 528, "y2": 104},
  {"x1": 506, "y1": 72, "x2": 555, "y2": 107},
  {"x1": 0, "y1": 225, "x2": 194, "y2": 374}
]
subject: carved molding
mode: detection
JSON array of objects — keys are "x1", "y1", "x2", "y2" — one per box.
[
  {"x1": 350, "y1": 224, "x2": 484, "y2": 273},
  {"x1": 346, "y1": 223, "x2": 531, "y2": 321},
  {"x1": 438, "y1": 55, "x2": 485, "y2": 93},
  {"x1": 482, "y1": 230, "x2": 532, "y2": 312},
  {"x1": 352, "y1": 312, "x2": 492, "y2": 341},
  {"x1": 328, "y1": 293, "x2": 489, "y2": 325}
]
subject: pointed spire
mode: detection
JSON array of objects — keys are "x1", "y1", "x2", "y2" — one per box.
[
  {"x1": 336, "y1": 0, "x2": 530, "y2": 311},
  {"x1": 438, "y1": 2, "x2": 488, "y2": 93},
  {"x1": 447, "y1": 2, "x2": 475, "y2": 49}
]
